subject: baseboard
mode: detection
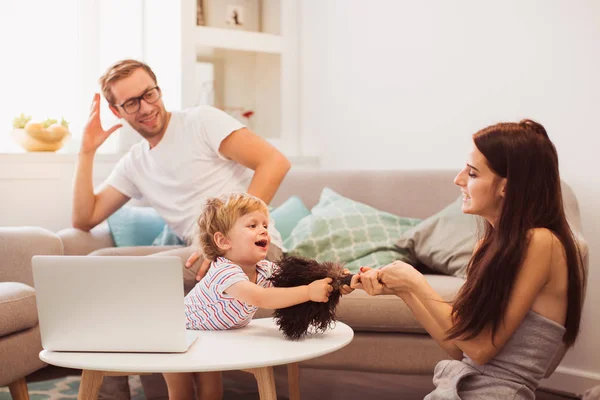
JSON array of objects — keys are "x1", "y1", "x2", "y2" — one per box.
[{"x1": 540, "y1": 366, "x2": 600, "y2": 396}]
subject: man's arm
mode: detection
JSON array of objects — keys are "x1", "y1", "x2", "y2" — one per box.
[
  {"x1": 186, "y1": 127, "x2": 291, "y2": 277},
  {"x1": 219, "y1": 128, "x2": 291, "y2": 204},
  {"x1": 72, "y1": 93, "x2": 127, "y2": 231},
  {"x1": 72, "y1": 153, "x2": 130, "y2": 231}
]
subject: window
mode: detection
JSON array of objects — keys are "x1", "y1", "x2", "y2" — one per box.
[{"x1": 0, "y1": 0, "x2": 81, "y2": 152}]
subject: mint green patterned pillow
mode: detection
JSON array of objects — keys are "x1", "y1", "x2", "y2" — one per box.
[{"x1": 284, "y1": 188, "x2": 421, "y2": 273}]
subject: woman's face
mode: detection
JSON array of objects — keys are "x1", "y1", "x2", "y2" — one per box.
[{"x1": 454, "y1": 141, "x2": 506, "y2": 225}]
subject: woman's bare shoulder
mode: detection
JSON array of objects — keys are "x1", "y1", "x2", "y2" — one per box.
[
  {"x1": 525, "y1": 228, "x2": 567, "y2": 271},
  {"x1": 527, "y1": 227, "x2": 558, "y2": 247}
]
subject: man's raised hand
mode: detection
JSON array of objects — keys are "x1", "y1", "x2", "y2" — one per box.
[{"x1": 80, "y1": 93, "x2": 122, "y2": 155}]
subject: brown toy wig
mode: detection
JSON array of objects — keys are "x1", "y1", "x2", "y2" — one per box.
[{"x1": 269, "y1": 255, "x2": 354, "y2": 340}]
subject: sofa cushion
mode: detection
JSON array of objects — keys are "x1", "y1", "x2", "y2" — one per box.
[
  {"x1": 284, "y1": 188, "x2": 421, "y2": 273},
  {"x1": 336, "y1": 275, "x2": 465, "y2": 334},
  {"x1": 0, "y1": 282, "x2": 38, "y2": 336},
  {"x1": 396, "y1": 197, "x2": 479, "y2": 277},
  {"x1": 107, "y1": 206, "x2": 168, "y2": 247},
  {"x1": 0, "y1": 227, "x2": 63, "y2": 286},
  {"x1": 270, "y1": 196, "x2": 311, "y2": 241},
  {"x1": 152, "y1": 225, "x2": 186, "y2": 246},
  {"x1": 300, "y1": 333, "x2": 450, "y2": 375}
]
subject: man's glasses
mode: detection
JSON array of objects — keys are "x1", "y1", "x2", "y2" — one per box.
[{"x1": 117, "y1": 86, "x2": 161, "y2": 114}]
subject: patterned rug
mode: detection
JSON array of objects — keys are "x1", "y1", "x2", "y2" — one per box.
[{"x1": 0, "y1": 376, "x2": 144, "y2": 400}]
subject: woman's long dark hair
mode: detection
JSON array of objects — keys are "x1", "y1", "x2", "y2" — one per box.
[{"x1": 446, "y1": 119, "x2": 585, "y2": 347}]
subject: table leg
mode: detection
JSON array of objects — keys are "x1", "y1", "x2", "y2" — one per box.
[
  {"x1": 287, "y1": 363, "x2": 300, "y2": 400},
  {"x1": 78, "y1": 370, "x2": 104, "y2": 400},
  {"x1": 247, "y1": 366, "x2": 277, "y2": 400}
]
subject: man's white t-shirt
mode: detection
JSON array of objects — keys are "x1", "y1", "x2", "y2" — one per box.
[{"x1": 105, "y1": 105, "x2": 283, "y2": 248}]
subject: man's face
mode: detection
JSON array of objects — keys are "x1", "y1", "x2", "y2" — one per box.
[{"x1": 109, "y1": 68, "x2": 168, "y2": 141}]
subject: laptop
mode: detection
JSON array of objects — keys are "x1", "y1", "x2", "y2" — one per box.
[{"x1": 32, "y1": 255, "x2": 197, "y2": 353}]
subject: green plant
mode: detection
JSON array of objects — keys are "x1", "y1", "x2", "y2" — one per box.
[
  {"x1": 12, "y1": 113, "x2": 32, "y2": 129},
  {"x1": 11, "y1": 114, "x2": 70, "y2": 130},
  {"x1": 41, "y1": 118, "x2": 58, "y2": 128}
]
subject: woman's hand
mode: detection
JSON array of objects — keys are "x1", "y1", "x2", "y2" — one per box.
[
  {"x1": 378, "y1": 260, "x2": 425, "y2": 293},
  {"x1": 353, "y1": 266, "x2": 388, "y2": 296},
  {"x1": 340, "y1": 268, "x2": 358, "y2": 295}
]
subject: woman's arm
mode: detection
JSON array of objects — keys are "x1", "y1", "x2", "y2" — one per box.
[
  {"x1": 387, "y1": 228, "x2": 554, "y2": 365},
  {"x1": 224, "y1": 277, "x2": 332, "y2": 309},
  {"x1": 399, "y1": 292, "x2": 464, "y2": 360},
  {"x1": 355, "y1": 267, "x2": 462, "y2": 359}
]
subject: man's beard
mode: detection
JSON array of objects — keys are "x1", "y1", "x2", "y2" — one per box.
[{"x1": 134, "y1": 109, "x2": 164, "y2": 139}]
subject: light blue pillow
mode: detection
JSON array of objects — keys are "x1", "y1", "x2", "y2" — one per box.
[
  {"x1": 107, "y1": 206, "x2": 167, "y2": 247},
  {"x1": 270, "y1": 196, "x2": 311, "y2": 241},
  {"x1": 152, "y1": 225, "x2": 186, "y2": 246}
]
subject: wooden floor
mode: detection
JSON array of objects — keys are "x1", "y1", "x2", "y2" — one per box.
[{"x1": 221, "y1": 368, "x2": 579, "y2": 400}]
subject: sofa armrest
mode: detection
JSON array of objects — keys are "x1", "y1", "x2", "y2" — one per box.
[
  {"x1": 57, "y1": 222, "x2": 115, "y2": 255},
  {"x1": 0, "y1": 227, "x2": 63, "y2": 286},
  {"x1": 543, "y1": 232, "x2": 590, "y2": 378},
  {"x1": 0, "y1": 282, "x2": 38, "y2": 337}
]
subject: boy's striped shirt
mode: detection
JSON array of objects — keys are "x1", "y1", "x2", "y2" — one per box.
[{"x1": 184, "y1": 257, "x2": 276, "y2": 330}]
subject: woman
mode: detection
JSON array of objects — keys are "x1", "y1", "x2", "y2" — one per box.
[{"x1": 354, "y1": 120, "x2": 585, "y2": 399}]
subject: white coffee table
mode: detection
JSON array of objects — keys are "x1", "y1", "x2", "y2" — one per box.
[{"x1": 39, "y1": 318, "x2": 354, "y2": 400}]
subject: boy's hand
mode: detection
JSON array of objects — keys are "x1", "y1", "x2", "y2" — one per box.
[{"x1": 307, "y1": 277, "x2": 333, "y2": 302}]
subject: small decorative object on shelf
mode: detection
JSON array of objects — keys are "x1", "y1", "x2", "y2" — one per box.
[
  {"x1": 226, "y1": 5, "x2": 245, "y2": 28},
  {"x1": 223, "y1": 106, "x2": 255, "y2": 130},
  {"x1": 203, "y1": 0, "x2": 260, "y2": 32},
  {"x1": 196, "y1": 0, "x2": 205, "y2": 26},
  {"x1": 10, "y1": 113, "x2": 71, "y2": 152}
]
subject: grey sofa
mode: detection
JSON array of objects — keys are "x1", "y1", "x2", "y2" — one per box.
[{"x1": 0, "y1": 169, "x2": 588, "y2": 399}]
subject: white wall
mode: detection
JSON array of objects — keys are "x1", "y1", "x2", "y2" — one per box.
[
  {"x1": 0, "y1": 155, "x2": 118, "y2": 232},
  {"x1": 299, "y1": 0, "x2": 600, "y2": 393},
  {"x1": 0, "y1": 155, "x2": 317, "y2": 233}
]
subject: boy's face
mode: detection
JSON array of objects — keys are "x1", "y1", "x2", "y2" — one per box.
[{"x1": 222, "y1": 210, "x2": 270, "y2": 265}]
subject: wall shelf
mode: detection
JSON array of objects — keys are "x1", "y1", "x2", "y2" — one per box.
[
  {"x1": 193, "y1": 26, "x2": 282, "y2": 54},
  {"x1": 143, "y1": 0, "x2": 303, "y2": 156}
]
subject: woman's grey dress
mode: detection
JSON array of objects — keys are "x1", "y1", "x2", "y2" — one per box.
[{"x1": 425, "y1": 311, "x2": 566, "y2": 399}]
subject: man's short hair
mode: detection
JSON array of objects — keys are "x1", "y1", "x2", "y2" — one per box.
[{"x1": 99, "y1": 59, "x2": 157, "y2": 105}]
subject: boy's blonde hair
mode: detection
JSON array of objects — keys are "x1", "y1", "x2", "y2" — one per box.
[
  {"x1": 98, "y1": 59, "x2": 157, "y2": 105},
  {"x1": 197, "y1": 193, "x2": 269, "y2": 261}
]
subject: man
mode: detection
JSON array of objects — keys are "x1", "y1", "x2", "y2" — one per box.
[{"x1": 72, "y1": 59, "x2": 290, "y2": 399}]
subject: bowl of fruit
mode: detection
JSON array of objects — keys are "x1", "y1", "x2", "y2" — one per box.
[{"x1": 11, "y1": 113, "x2": 71, "y2": 152}]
